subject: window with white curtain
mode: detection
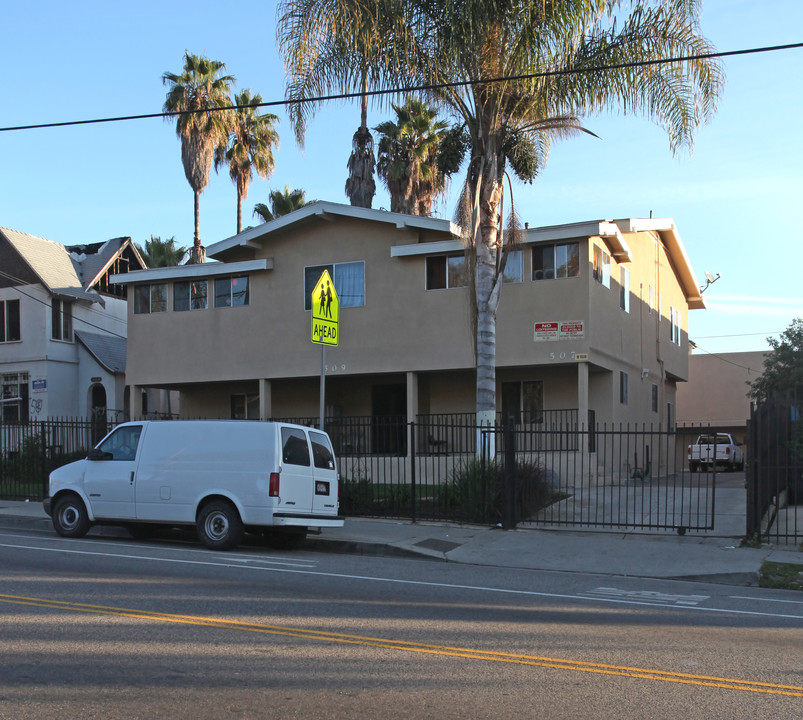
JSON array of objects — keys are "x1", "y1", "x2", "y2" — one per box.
[{"x1": 305, "y1": 262, "x2": 365, "y2": 309}]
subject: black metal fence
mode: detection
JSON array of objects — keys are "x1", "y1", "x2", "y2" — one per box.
[
  {"x1": 2, "y1": 413, "x2": 718, "y2": 534},
  {"x1": 747, "y1": 393, "x2": 802, "y2": 542},
  {"x1": 0, "y1": 417, "x2": 119, "y2": 501},
  {"x1": 333, "y1": 416, "x2": 715, "y2": 533}
]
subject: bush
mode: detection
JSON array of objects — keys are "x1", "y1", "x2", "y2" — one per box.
[{"x1": 448, "y1": 458, "x2": 560, "y2": 524}]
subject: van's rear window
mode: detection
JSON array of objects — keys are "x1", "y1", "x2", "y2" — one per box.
[{"x1": 310, "y1": 431, "x2": 335, "y2": 470}]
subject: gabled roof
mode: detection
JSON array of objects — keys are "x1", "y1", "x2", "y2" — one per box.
[
  {"x1": 0, "y1": 227, "x2": 145, "y2": 302},
  {"x1": 75, "y1": 331, "x2": 127, "y2": 374},
  {"x1": 207, "y1": 200, "x2": 462, "y2": 258},
  {"x1": 0, "y1": 226, "x2": 95, "y2": 300},
  {"x1": 67, "y1": 237, "x2": 147, "y2": 289}
]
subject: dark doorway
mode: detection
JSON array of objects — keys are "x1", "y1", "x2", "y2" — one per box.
[
  {"x1": 371, "y1": 384, "x2": 406, "y2": 455},
  {"x1": 502, "y1": 382, "x2": 520, "y2": 424},
  {"x1": 91, "y1": 384, "x2": 108, "y2": 445}
]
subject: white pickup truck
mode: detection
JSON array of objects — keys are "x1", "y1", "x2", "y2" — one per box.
[{"x1": 688, "y1": 433, "x2": 745, "y2": 472}]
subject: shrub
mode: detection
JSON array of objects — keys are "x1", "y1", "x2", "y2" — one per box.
[{"x1": 448, "y1": 458, "x2": 559, "y2": 524}]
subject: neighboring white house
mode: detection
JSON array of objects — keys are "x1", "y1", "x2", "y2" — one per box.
[{"x1": 0, "y1": 227, "x2": 163, "y2": 427}]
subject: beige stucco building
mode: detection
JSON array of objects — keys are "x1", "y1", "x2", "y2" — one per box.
[
  {"x1": 677, "y1": 350, "x2": 767, "y2": 446},
  {"x1": 113, "y1": 202, "x2": 703, "y2": 446}
]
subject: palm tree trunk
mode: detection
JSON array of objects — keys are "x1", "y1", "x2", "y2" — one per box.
[
  {"x1": 236, "y1": 188, "x2": 242, "y2": 235},
  {"x1": 194, "y1": 190, "x2": 201, "y2": 257},
  {"x1": 473, "y1": 149, "x2": 505, "y2": 426}
]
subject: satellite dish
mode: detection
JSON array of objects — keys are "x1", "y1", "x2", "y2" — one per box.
[{"x1": 705, "y1": 271, "x2": 716, "y2": 283}]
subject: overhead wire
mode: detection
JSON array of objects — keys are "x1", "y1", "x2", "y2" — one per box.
[{"x1": 1, "y1": 42, "x2": 801, "y2": 133}]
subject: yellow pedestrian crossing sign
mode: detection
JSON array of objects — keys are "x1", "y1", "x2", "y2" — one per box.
[{"x1": 311, "y1": 269, "x2": 339, "y2": 346}]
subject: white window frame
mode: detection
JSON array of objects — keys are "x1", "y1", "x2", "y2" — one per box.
[
  {"x1": 593, "y1": 244, "x2": 611, "y2": 288},
  {"x1": 620, "y1": 267, "x2": 630, "y2": 313},
  {"x1": 670, "y1": 306, "x2": 681, "y2": 346},
  {"x1": 51, "y1": 298, "x2": 73, "y2": 341},
  {"x1": 0, "y1": 299, "x2": 21, "y2": 342}
]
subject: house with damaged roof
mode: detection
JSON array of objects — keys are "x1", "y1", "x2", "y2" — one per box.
[{"x1": 0, "y1": 227, "x2": 163, "y2": 429}]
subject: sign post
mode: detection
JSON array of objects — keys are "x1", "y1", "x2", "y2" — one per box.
[{"x1": 311, "y1": 270, "x2": 339, "y2": 430}]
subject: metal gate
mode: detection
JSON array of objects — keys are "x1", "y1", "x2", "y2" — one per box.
[{"x1": 747, "y1": 393, "x2": 802, "y2": 542}]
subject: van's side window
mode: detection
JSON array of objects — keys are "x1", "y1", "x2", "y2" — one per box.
[
  {"x1": 97, "y1": 425, "x2": 142, "y2": 461},
  {"x1": 309, "y1": 431, "x2": 335, "y2": 470},
  {"x1": 281, "y1": 427, "x2": 310, "y2": 466}
]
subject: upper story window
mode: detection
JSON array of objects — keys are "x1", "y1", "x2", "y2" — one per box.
[
  {"x1": 532, "y1": 242, "x2": 579, "y2": 280},
  {"x1": 593, "y1": 245, "x2": 610, "y2": 287},
  {"x1": 174, "y1": 280, "x2": 208, "y2": 311},
  {"x1": 134, "y1": 284, "x2": 167, "y2": 314},
  {"x1": 0, "y1": 299, "x2": 21, "y2": 342},
  {"x1": 426, "y1": 254, "x2": 468, "y2": 290},
  {"x1": 502, "y1": 250, "x2": 522, "y2": 284},
  {"x1": 51, "y1": 299, "x2": 73, "y2": 341},
  {"x1": 670, "y1": 307, "x2": 682, "y2": 346},
  {"x1": 215, "y1": 276, "x2": 250, "y2": 308},
  {"x1": 304, "y1": 262, "x2": 365, "y2": 308},
  {"x1": 620, "y1": 267, "x2": 630, "y2": 313},
  {"x1": 1, "y1": 371, "x2": 28, "y2": 422}
]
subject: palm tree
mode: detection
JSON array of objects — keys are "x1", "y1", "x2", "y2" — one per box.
[
  {"x1": 215, "y1": 90, "x2": 280, "y2": 234},
  {"x1": 278, "y1": 1, "x2": 410, "y2": 208},
  {"x1": 375, "y1": 97, "x2": 460, "y2": 216},
  {"x1": 253, "y1": 186, "x2": 314, "y2": 222},
  {"x1": 278, "y1": 0, "x2": 724, "y2": 422},
  {"x1": 137, "y1": 235, "x2": 189, "y2": 267},
  {"x1": 163, "y1": 52, "x2": 235, "y2": 262}
]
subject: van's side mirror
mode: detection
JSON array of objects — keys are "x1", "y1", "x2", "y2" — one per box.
[{"x1": 87, "y1": 448, "x2": 112, "y2": 461}]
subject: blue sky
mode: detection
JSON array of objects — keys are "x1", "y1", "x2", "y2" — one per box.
[{"x1": 1, "y1": 0, "x2": 801, "y2": 357}]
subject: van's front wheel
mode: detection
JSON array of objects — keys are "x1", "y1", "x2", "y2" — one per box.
[
  {"x1": 52, "y1": 494, "x2": 90, "y2": 538},
  {"x1": 197, "y1": 500, "x2": 243, "y2": 550}
]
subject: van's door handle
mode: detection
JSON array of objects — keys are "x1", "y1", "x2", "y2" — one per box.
[{"x1": 130, "y1": 472, "x2": 135, "y2": 485}]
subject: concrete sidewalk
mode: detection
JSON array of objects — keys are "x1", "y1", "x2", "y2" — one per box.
[{"x1": 1, "y1": 499, "x2": 800, "y2": 587}]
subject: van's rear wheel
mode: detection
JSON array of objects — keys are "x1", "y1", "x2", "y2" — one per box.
[
  {"x1": 197, "y1": 500, "x2": 243, "y2": 550},
  {"x1": 52, "y1": 494, "x2": 90, "y2": 538}
]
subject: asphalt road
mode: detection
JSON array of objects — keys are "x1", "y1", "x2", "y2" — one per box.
[{"x1": 1, "y1": 523, "x2": 801, "y2": 719}]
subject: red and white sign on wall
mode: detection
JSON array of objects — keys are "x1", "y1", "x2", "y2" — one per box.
[
  {"x1": 534, "y1": 321, "x2": 559, "y2": 342},
  {"x1": 534, "y1": 320, "x2": 585, "y2": 341},
  {"x1": 559, "y1": 321, "x2": 584, "y2": 339}
]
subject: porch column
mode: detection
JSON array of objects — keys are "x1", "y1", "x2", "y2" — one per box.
[
  {"x1": 577, "y1": 361, "x2": 589, "y2": 454},
  {"x1": 258, "y1": 379, "x2": 272, "y2": 421},
  {"x1": 129, "y1": 385, "x2": 142, "y2": 419},
  {"x1": 406, "y1": 372, "x2": 418, "y2": 465}
]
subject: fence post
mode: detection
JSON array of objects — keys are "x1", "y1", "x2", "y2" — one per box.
[
  {"x1": 503, "y1": 417, "x2": 516, "y2": 529},
  {"x1": 409, "y1": 421, "x2": 417, "y2": 523},
  {"x1": 39, "y1": 420, "x2": 48, "y2": 497}
]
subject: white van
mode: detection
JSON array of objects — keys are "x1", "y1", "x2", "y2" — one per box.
[{"x1": 43, "y1": 420, "x2": 344, "y2": 550}]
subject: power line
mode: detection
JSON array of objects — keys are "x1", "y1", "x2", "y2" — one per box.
[
  {"x1": 1, "y1": 42, "x2": 801, "y2": 133},
  {"x1": 0, "y1": 270, "x2": 128, "y2": 340},
  {"x1": 690, "y1": 343, "x2": 767, "y2": 374}
]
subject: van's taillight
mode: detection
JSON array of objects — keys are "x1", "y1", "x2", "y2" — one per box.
[{"x1": 269, "y1": 472, "x2": 280, "y2": 497}]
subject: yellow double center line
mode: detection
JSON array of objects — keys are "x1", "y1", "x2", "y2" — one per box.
[{"x1": 2, "y1": 593, "x2": 801, "y2": 697}]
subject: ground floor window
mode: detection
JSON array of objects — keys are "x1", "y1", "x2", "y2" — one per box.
[
  {"x1": 620, "y1": 371, "x2": 628, "y2": 405},
  {"x1": 231, "y1": 394, "x2": 259, "y2": 419},
  {"x1": 1, "y1": 372, "x2": 29, "y2": 422},
  {"x1": 502, "y1": 380, "x2": 544, "y2": 423}
]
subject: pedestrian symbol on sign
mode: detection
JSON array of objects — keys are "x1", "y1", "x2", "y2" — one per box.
[{"x1": 311, "y1": 270, "x2": 339, "y2": 346}]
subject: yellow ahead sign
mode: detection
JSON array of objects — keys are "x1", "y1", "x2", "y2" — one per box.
[{"x1": 311, "y1": 269, "x2": 339, "y2": 346}]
